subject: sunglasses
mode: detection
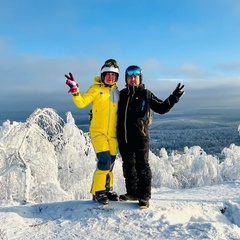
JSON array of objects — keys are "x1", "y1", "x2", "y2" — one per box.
[{"x1": 126, "y1": 66, "x2": 142, "y2": 76}]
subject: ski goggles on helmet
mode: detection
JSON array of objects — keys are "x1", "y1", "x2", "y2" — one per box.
[
  {"x1": 126, "y1": 66, "x2": 142, "y2": 76},
  {"x1": 104, "y1": 59, "x2": 119, "y2": 68}
]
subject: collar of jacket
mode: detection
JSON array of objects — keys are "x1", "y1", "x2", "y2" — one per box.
[
  {"x1": 102, "y1": 82, "x2": 117, "y2": 88},
  {"x1": 127, "y1": 84, "x2": 145, "y2": 95},
  {"x1": 94, "y1": 76, "x2": 117, "y2": 89}
]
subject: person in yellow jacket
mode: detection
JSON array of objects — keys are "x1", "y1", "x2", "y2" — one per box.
[{"x1": 65, "y1": 59, "x2": 120, "y2": 205}]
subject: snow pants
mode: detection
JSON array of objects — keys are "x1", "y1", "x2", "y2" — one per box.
[
  {"x1": 118, "y1": 137, "x2": 152, "y2": 200},
  {"x1": 90, "y1": 133, "x2": 118, "y2": 196}
]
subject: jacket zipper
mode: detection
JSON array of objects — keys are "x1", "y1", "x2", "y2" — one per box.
[
  {"x1": 107, "y1": 88, "x2": 111, "y2": 136},
  {"x1": 124, "y1": 97, "x2": 130, "y2": 143}
]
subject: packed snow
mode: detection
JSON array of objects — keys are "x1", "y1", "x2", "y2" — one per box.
[{"x1": 1, "y1": 108, "x2": 240, "y2": 240}]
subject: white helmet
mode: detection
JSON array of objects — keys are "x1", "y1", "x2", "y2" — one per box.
[{"x1": 100, "y1": 59, "x2": 119, "y2": 82}]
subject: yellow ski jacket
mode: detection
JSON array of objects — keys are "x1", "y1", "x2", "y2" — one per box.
[{"x1": 72, "y1": 76, "x2": 119, "y2": 150}]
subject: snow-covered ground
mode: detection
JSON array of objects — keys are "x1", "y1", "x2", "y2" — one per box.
[
  {"x1": 1, "y1": 183, "x2": 240, "y2": 240},
  {"x1": 1, "y1": 108, "x2": 240, "y2": 239}
]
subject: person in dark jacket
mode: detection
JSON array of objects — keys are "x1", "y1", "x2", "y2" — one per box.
[{"x1": 117, "y1": 65, "x2": 184, "y2": 209}]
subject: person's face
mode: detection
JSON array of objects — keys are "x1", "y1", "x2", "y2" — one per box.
[
  {"x1": 104, "y1": 72, "x2": 117, "y2": 85},
  {"x1": 126, "y1": 75, "x2": 140, "y2": 86}
]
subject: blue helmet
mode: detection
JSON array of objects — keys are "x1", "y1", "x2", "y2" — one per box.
[{"x1": 125, "y1": 65, "x2": 143, "y2": 84}]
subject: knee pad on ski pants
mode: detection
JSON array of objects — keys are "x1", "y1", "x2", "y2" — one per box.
[{"x1": 96, "y1": 151, "x2": 116, "y2": 170}]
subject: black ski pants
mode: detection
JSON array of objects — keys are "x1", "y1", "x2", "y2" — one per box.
[{"x1": 118, "y1": 137, "x2": 152, "y2": 200}]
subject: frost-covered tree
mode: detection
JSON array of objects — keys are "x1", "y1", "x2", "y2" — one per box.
[
  {"x1": 0, "y1": 108, "x2": 96, "y2": 203},
  {"x1": 1, "y1": 108, "x2": 240, "y2": 204}
]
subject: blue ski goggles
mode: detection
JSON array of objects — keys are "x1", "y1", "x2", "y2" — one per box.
[{"x1": 126, "y1": 66, "x2": 142, "y2": 76}]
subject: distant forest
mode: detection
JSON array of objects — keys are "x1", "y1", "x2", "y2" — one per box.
[
  {"x1": 73, "y1": 108, "x2": 240, "y2": 158},
  {"x1": 2, "y1": 107, "x2": 238, "y2": 158},
  {"x1": 149, "y1": 108, "x2": 240, "y2": 157}
]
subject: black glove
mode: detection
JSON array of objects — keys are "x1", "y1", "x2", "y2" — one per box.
[{"x1": 170, "y1": 83, "x2": 185, "y2": 103}]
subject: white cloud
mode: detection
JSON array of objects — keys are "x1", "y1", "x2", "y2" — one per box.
[
  {"x1": 217, "y1": 61, "x2": 240, "y2": 72},
  {"x1": 142, "y1": 58, "x2": 164, "y2": 71},
  {"x1": 178, "y1": 63, "x2": 206, "y2": 77}
]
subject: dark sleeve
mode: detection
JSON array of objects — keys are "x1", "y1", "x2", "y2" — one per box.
[{"x1": 149, "y1": 91, "x2": 176, "y2": 114}]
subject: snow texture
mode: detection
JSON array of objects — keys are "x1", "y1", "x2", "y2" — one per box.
[{"x1": 0, "y1": 108, "x2": 240, "y2": 240}]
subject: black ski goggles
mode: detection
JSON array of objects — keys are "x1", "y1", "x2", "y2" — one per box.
[
  {"x1": 126, "y1": 66, "x2": 142, "y2": 76},
  {"x1": 104, "y1": 59, "x2": 119, "y2": 68}
]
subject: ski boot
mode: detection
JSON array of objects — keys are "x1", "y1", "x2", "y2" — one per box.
[
  {"x1": 93, "y1": 193, "x2": 109, "y2": 205},
  {"x1": 106, "y1": 191, "x2": 119, "y2": 201},
  {"x1": 119, "y1": 194, "x2": 138, "y2": 201},
  {"x1": 139, "y1": 199, "x2": 149, "y2": 209}
]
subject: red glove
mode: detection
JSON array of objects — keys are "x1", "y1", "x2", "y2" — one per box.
[{"x1": 65, "y1": 73, "x2": 79, "y2": 93}]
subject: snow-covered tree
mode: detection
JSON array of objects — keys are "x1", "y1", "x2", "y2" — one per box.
[{"x1": 1, "y1": 108, "x2": 240, "y2": 204}]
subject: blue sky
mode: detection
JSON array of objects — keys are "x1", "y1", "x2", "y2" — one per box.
[{"x1": 1, "y1": 0, "x2": 240, "y2": 121}]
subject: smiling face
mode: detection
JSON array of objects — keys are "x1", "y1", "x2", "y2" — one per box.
[
  {"x1": 125, "y1": 65, "x2": 142, "y2": 86},
  {"x1": 126, "y1": 75, "x2": 141, "y2": 86},
  {"x1": 104, "y1": 72, "x2": 117, "y2": 85}
]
